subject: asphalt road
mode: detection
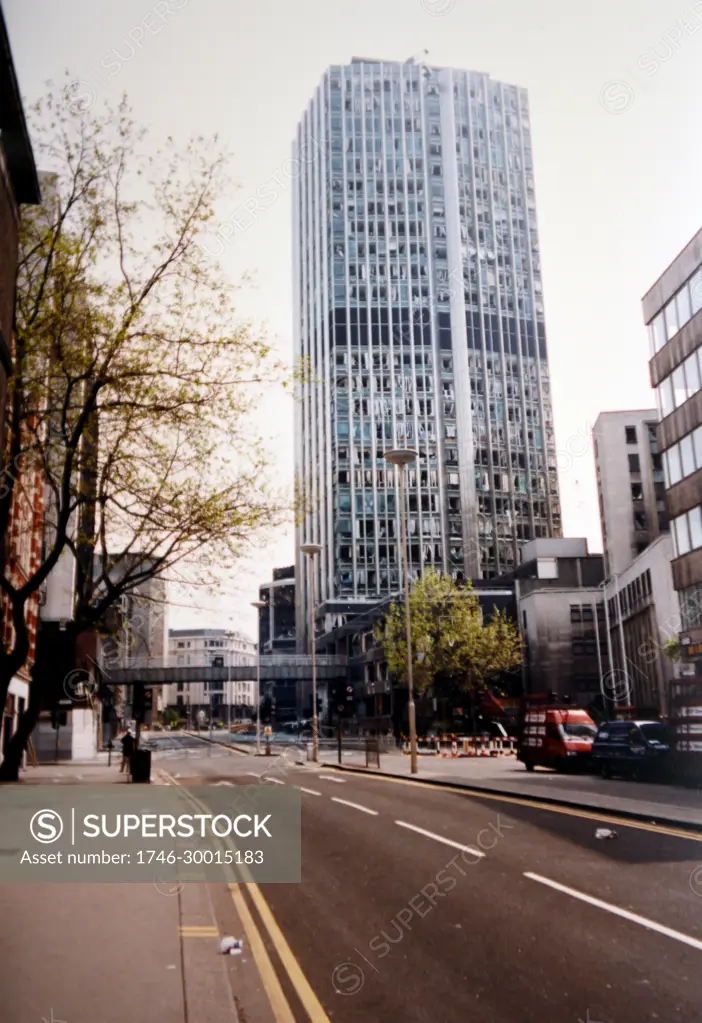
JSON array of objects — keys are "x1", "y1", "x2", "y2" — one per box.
[{"x1": 146, "y1": 733, "x2": 702, "y2": 1023}]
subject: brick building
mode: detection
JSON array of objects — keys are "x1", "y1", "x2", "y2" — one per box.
[
  {"x1": 0, "y1": 8, "x2": 41, "y2": 759},
  {"x1": 0, "y1": 454, "x2": 44, "y2": 755}
]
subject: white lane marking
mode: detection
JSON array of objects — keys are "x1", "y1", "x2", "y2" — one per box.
[
  {"x1": 331, "y1": 797, "x2": 379, "y2": 816},
  {"x1": 247, "y1": 772, "x2": 261, "y2": 779},
  {"x1": 525, "y1": 872, "x2": 702, "y2": 952},
  {"x1": 213, "y1": 781, "x2": 233, "y2": 786},
  {"x1": 265, "y1": 777, "x2": 285, "y2": 785},
  {"x1": 300, "y1": 787, "x2": 322, "y2": 796},
  {"x1": 317, "y1": 774, "x2": 345, "y2": 783},
  {"x1": 395, "y1": 821, "x2": 485, "y2": 859}
]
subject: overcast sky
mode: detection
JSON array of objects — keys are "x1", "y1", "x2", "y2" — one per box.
[{"x1": 5, "y1": 0, "x2": 702, "y2": 636}]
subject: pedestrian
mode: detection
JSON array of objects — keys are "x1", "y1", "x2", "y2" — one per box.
[{"x1": 119, "y1": 730, "x2": 134, "y2": 773}]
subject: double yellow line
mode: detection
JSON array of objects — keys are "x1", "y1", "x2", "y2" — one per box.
[{"x1": 160, "y1": 769, "x2": 330, "y2": 1023}]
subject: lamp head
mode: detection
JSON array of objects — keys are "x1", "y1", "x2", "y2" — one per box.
[
  {"x1": 384, "y1": 448, "x2": 419, "y2": 467},
  {"x1": 300, "y1": 543, "x2": 323, "y2": 556}
]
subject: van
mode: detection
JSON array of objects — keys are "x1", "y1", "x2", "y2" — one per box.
[{"x1": 518, "y1": 705, "x2": 597, "y2": 772}]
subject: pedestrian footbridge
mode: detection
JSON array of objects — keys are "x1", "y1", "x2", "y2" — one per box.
[{"x1": 103, "y1": 654, "x2": 348, "y2": 686}]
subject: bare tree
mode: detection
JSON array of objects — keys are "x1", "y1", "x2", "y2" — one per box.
[{"x1": 0, "y1": 81, "x2": 285, "y2": 779}]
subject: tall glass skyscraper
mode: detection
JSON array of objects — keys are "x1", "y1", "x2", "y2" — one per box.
[{"x1": 293, "y1": 57, "x2": 561, "y2": 637}]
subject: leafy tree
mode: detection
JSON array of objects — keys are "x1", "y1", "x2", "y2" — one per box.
[
  {"x1": 663, "y1": 638, "x2": 682, "y2": 663},
  {"x1": 374, "y1": 569, "x2": 522, "y2": 706},
  {"x1": 163, "y1": 708, "x2": 180, "y2": 729},
  {"x1": 0, "y1": 80, "x2": 284, "y2": 779}
]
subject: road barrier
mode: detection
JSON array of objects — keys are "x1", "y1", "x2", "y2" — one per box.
[{"x1": 401, "y1": 736, "x2": 519, "y2": 758}]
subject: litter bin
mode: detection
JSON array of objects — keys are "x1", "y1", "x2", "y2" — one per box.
[{"x1": 130, "y1": 748, "x2": 151, "y2": 783}]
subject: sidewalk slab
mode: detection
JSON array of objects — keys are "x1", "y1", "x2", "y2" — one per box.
[{"x1": 0, "y1": 882, "x2": 185, "y2": 1023}]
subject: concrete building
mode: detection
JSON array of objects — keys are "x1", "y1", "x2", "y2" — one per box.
[
  {"x1": 293, "y1": 57, "x2": 562, "y2": 648},
  {"x1": 644, "y1": 227, "x2": 702, "y2": 672},
  {"x1": 499, "y1": 538, "x2": 609, "y2": 706},
  {"x1": 593, "y1": 410, "x2": 668, "y2": 578},
  {"x1": 258, "y1": 566, "x2": 296, "y2": 653},
  {"x1": 164, "y1": 628, "x2": 256, "y2": 723},
  {"x1": 592, "y1": 410, "x2": 679, "y2": 713},
  {"x1": 603, "y1": 535, "x2": 678, "y2": 716}
]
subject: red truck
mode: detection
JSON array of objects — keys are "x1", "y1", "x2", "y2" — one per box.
[{"x1": 518, "y1": 694, "x2": 597, "y2": 772}]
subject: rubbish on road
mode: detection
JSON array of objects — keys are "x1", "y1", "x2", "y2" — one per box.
[
  {"x1": 220, "y1": 936, "x2": 244, "y2": 955},
  {"x1": 594, "y1": 828, "x2": 618, "y2": 840}
]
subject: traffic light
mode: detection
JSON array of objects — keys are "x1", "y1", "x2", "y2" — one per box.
[{"x1": 50, "y1": 709, "x2": 67, "y2": 729}]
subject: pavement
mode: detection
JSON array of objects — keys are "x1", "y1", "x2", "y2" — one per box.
[
  {"x1": 4, "y1": 732, "x2": 702, "y2": 1021},
  {"x1": 0, "y1": 750, "x2": 245, "y2": 1023}
]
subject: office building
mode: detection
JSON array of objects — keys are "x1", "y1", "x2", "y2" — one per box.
[
  {"x1": 293, "y1": 57, "x2": 562, "y2": 645},
  {"x1": 644, "y1": 227, "x2": 702, "y2": 671},
  {"x1": 164, "y1": 628, "x2": 256, "y2": 722},
  {"x1": 593, "y1": 409, "x2": 668, "y2": 578}
]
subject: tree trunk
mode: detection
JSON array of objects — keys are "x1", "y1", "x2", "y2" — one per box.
[{"x1": 0, "y1": 668, "x2": 42, "y2": 781}]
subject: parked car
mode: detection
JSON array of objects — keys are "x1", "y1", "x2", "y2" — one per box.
[{"x1": 591, "y1": 720, "x2": 671, "y2": 780}]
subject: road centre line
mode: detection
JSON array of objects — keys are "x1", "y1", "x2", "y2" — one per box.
[
  {"x1": 317, "y1": 774, "x2": 345, "y2": 783},
  {"x1": 331, "y1": 797, "x2": 379, "y2": 816},
  {"x1": 525, "y1": 872, "x2": 702, "y2": 952},
  {"x1": 300, "y1": 787, "x2": 322, "y2": 796},
  {"x1": 395, "y1": 820, "x2": 485, "y2": 859}
]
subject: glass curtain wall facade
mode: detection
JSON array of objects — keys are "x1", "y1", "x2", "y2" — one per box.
[{"x1": 293, "y1": 58, "x2": 561, "y2": 632}]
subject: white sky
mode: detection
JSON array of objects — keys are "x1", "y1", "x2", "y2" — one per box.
[{"x1": 6, "y1": 0, "x2": 702, "y2": 636}]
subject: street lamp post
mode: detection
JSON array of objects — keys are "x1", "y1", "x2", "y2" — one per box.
[
  {"x1": 300, "y1": 543, "x2": 323, "y2": 762},
  {"x1": 226, "y1": 631, "x2": 232, "y2": 738},
  {"x1": 251, "y1": 602, "x2": 266, "y2": 755},
  {"x1": 384, "y1": 448, "x2": 419, "y2": 775}
]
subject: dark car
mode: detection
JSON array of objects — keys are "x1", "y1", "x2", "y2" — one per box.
[{"x1": 591, "y1": 720, "x2": 671, "y2": 780}]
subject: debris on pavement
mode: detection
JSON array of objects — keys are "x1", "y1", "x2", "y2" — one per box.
[
  {"x1": 220, "y1": 936, "x2": 244, "y2": 955},
  {"x1": 594, "y1": 828, "x2": 618, "y2": 840}
]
